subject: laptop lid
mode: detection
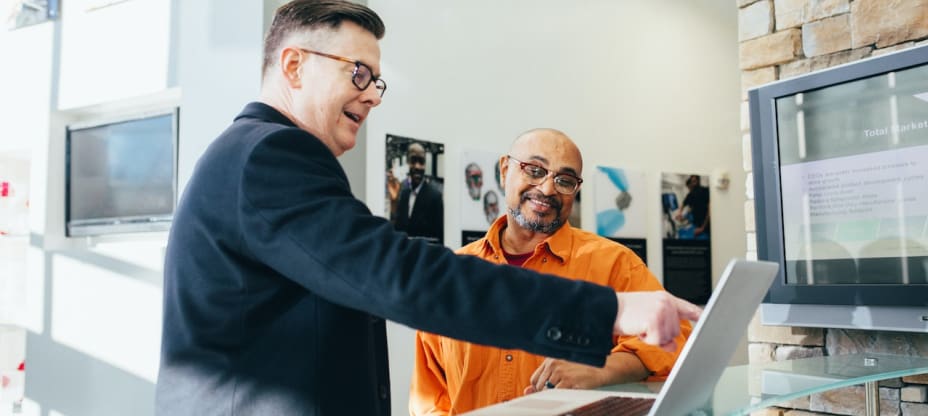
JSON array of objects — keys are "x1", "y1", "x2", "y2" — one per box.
[
  {"x1": 648, "y1": 259, "x2": 779, "y2": 415},
  {"x1": 464, "y1": 259, "x2": 779, "y2": 416}
]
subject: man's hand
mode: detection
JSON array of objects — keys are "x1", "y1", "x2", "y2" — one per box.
[
  {"x1": 386, "y1": 170, "x2": 400, "y2": 202},
  {"x1": 614, "y1": 292, "x2": 701, "y2": 352},
  {"x1": 523, "y1": 358, "x2": 607, "y2": 394}
]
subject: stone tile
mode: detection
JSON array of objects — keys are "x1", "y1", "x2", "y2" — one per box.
[
  {"x1": 809, "y1": 385, "x2": 899, "y2": 416},
  {"x1": 905, "y1": 374, "x2": 928, "y2": 385},
  {"x1": 774, "y1": 345, "x2": 824, "y2": 361},
  {"x1": 882, "y1": 378, "x2": 905, "y2": 388},
  {"x1": 778, "y1": 47, "x2": 872, "y2": 79},
  {"x1": 746, "y1": 232, "x2": 758, "y2": 253},
  {"x1": 783, "y1": 410, "x2": 827, "y2": 416},
  {"x1": 741, "y1": 100, "x2": 751, "y2": 133},
  {"x1": 741, "y1": 0, "x2": 774, "y2": 41},
  {"x1": 751, "y1": 408, "x2": 785, "y2": 416},
  {"x1": 774, "y1": 0, "x2": 806, "y2": 30},
  {"x1": 742, "y1": 66, "x2": 777, "y2": 100},
  {"x1": 802, "y1": 14, "x2": 851, "y2": 57},
  {"x1": 740, "y1": 0, "x2": 762, "y2": 7},
  {"x1": 902, "y1": 402, "x2": 928, "y2": 416},
  {"x1": 851, "y1": 0, "x2": 928, "y2": 49},
  {"x1": 750, "y1": 342, "x2": 775, "y2": 364},
  {"x1": 745, "y1": 199, "x2": 756, "y2": 233},
  {"x1": 748, "y1": 312, "x2": 825, "y2": 345},
  {"x1": 902, "y1": 385, "x2": 927, "y2": 403},
  {"x1": 742, "y1": 132, "x2": 753, "y2": 172},
  {"x1": 779, "y1": 395, "x2": 811, "y2": 411},
  {"x1": 825, "y1": 329, "x2": 928, "y2": 356},
  {"x1": 807, "y1": 0, "x2": 850, "y2": 22},
  {"x1": 745, "y1": 172, "x2": 754, "y2": 200},
  {"x1": 873, "y1": 42, "x2": 917, "y2": 57},
  {"x1": 740, "y1": 29, "x2": 802, "y2": 70}
]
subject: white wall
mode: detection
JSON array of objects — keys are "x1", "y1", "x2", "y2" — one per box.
[
  {"x1": 365, "y1": 1, "x2": 742, "y2": 414},
  {"x1": 10, "y1": 0, "x2": 179, "y2": 414}
]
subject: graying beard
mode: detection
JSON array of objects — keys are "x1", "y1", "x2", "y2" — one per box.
[{"x1": 509, "y1": 207, "x2": 563, "y2": 234}]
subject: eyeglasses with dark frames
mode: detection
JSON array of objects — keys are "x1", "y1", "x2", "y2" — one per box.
[
  {"x1": 507, "y1": 155, "x2": 583, "y2": 195},
  {"x1": 298, "y1": 48, "x2": 387, "y2": 97}
]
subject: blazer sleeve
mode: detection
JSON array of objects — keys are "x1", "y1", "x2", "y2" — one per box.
[{"x1": 238, "y1": 129, "x2": 617, "y2": 366}]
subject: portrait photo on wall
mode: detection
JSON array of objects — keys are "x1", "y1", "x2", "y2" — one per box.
[
  {"x1": 6, "y1": 0, "x2": 58, "y2": 30},
  {"x1": 594, "y1": 166, "x2": 647, "y2": 263},
  {"x1": 661, "y1": 173, "x2": 710, "y2": 240},
  {"x1": 460, "y1": 150, "x2": 502, "y2": 245},
  {"x1": 660, "y1": 172, "x2": 712, "y2": 304},
  {"x1": 385, "y1": 134, "x2": 445, "y2": 245}
]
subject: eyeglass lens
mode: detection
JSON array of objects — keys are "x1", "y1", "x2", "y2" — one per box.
[
  {"x1": 518, "y1": 162, "x2": 579, "y2": 194},
  {"x1": 352, "y1": 62, "x2": 386, "y2": 97}
]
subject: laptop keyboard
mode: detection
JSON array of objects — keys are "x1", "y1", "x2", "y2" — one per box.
[{"x1": 557, "y1": 396, "x2": 655, "y2": 416}]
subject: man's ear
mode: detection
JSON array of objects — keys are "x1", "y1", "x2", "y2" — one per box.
[
  {"x1": 498, "y1": 155, "x2": 509, "y2": 183},
  {"x1": 280, "y1": 47, "x2": 304, "y2": 88}
]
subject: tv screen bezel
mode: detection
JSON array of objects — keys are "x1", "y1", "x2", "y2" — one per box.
[
  {"x1": 750, "y1": 44, "x2": 928, "y2": 308},
  {"x1": 64, "y1": 107, "x2": 179, "y2": 237}
]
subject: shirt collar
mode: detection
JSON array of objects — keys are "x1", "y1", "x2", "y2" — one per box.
[
  {"x1": 408, "y1": 178, "x2": 424, "y2": 195},
  {"x1": 482, "y1": 216, "x2": 573, "y2": 264}
]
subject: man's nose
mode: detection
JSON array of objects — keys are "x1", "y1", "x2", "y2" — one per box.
[{"x1": 535, "y1": 175, "x2": 557, "y2": 196}]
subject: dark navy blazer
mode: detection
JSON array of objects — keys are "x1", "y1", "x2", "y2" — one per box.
[{"x1": 155, "y1": 102, "x2": 618, "y2": 415}]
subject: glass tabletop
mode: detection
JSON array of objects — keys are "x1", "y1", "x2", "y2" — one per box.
[{"x1": 600, "y1": 353, "x2": 928, "y2": 415}]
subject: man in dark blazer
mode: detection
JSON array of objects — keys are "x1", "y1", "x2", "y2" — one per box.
[
  {"x1": 155, "y1": 1, "x2": 701, "y2": 415},
  {"x1": 391, "y1": 143, "x2": 444, "y2": 244}
]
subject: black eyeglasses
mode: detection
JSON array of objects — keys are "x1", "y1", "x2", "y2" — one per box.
[
  {"x1": 298, "y1": 48, "x2": 387, "y2": 97},
  {"x1": 507, "y1": 155, "x2": 583, "y2": 195}
]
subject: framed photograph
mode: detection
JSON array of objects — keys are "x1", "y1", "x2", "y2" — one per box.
[
  {"x1": 385, "y1": 134, "x2": 445, "y2": 245},
  {"x1": 6, "y1": 0, "x2": 58, "y2": 30}
]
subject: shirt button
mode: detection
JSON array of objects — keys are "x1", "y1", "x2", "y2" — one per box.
[
  {"x1": 542, "y1": 258, "x2": 548, "y2": 263},
  {"x1": 505, "y1": 354, "x2": 513, "y2": 361},
  {"x1": 546, "y1": 327, "x2": 562, "y2": 341}
]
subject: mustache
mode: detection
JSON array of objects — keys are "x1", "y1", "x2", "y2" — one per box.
[
  {"x1": 520, "y1": 191, "x2": 562, "y2": 210},
  {"x1": 408, "y1": 167, "x2": 425, "y2": 176}
]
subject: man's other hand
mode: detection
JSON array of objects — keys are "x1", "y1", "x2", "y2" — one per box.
[{"x1": 523, "y1": 358, "x2": 607, "y2": 394}]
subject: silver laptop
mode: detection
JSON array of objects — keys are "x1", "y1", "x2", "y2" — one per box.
[{"x1": 465, "y1": 259, "x2": 779, "y2": 416}]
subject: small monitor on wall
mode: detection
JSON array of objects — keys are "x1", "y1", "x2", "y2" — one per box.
[
  {"x1": 749, "y1": 45, "x2": 928, "y2": 332},
  {"x1": 65, "y1": 108, "x2": 179, "y2": 237}
]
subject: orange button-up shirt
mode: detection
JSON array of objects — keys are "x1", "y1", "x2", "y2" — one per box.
[{"x1": 410, "y1": 217, "x2": 692, "y2": 415}]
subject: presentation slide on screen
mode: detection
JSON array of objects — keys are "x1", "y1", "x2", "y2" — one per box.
[
  {"x1": 774, "y1": 64, "x2": 928, "y2": 284},
  {"x1": 775, "y1": 64, "x2": 928, "y2": 267},
  {"x1": 781, "y1": 145, "x2": 928, "y2": 261}
]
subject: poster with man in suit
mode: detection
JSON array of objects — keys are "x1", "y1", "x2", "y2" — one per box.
[{"x1": 386, "y1": 135, "x2": 444, "y2": 245}]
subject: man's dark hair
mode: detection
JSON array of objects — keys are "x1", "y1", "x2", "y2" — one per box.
[
  {"x1": 687, "y1": 175, "x2": 700, "y2": 187},
  {"x1": 262, "y1": 0, "x2": 386, "y2": 77}
]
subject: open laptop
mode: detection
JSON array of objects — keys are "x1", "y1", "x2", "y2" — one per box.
[{"x1": 465, "y1": 259, "x2": 779, "y2": 416}]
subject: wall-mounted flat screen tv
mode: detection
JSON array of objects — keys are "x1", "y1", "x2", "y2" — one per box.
[
  {"x1": 65, "y1": 108, "x2": 179, "y2": 237},
  {"x1": 750, "y1": 44, "x2": 928, "y2": 332}
]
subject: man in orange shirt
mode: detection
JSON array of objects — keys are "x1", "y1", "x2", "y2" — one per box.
[{"x1": 410, "y1": 129, "x2": 693, "y2": 415}]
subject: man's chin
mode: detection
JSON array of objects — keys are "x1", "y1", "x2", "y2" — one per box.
[{"x1": 522, "y1": 216, "x2": 558, "y2": 231}]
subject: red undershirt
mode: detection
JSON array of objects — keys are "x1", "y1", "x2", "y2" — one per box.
[{"x1": 503, "y1": 251, "x2": 532, "y2": 267}]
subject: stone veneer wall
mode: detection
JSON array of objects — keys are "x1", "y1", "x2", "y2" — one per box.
[{"x1": 738, "y1": 0, "x2": 928, "y2": 415}]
